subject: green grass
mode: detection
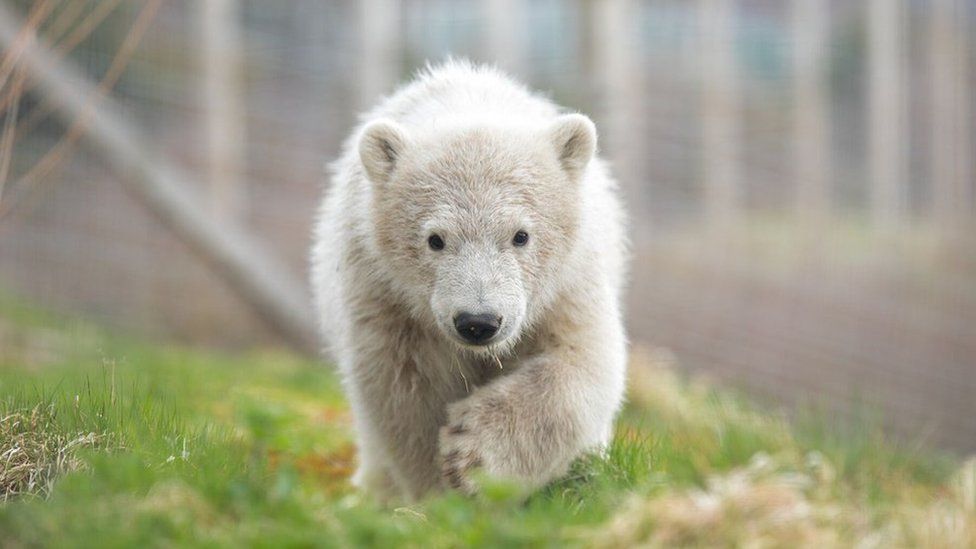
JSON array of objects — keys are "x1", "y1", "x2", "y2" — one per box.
[{"x1": 0, "y1": 299, "x2": 973, "y2": 547}]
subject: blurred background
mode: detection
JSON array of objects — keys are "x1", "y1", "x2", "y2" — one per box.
[{"x1": 0, "y1": 1, "x2": 973, "y2": 452}]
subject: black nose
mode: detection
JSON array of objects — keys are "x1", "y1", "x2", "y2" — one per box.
[{"x1": 453, "y1": 312, "x2": 501, "y2": 345}]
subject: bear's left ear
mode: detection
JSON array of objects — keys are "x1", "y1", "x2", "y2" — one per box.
[{"x1": 548, "y1": 114, "x2": 596, "y2": 180}]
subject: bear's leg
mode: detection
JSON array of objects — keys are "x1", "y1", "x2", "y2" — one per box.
[
  {"x1": 438, "y1": 305, "x2": 626, "y2": 492},
  {"x1": 348, "y1": 411, "x2": 398, "y2": 502},
  {"x1": 347, "y1": 343, "x2": 455, "y2": 500}
]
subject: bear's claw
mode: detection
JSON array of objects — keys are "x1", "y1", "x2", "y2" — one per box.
[
  {"x1": 439, "y1": 408, "x2": 487, "y2": 493},
  {"x1": 439, "y1": 442, "x2": 481, "y2": 492}
]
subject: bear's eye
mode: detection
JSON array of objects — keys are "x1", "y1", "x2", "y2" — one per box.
[
  {"x1": 512, "y1": 230, "x2": 529, "y2": 247},
  {"x1": 427, "y1": 234, "x2": 445, "y2": 251}
]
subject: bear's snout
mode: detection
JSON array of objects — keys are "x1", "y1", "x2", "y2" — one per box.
[{"x1": 453, "y1": 312, "x2": 502, "y2": 345}]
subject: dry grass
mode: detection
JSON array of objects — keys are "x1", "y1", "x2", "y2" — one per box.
[
  {"x1": 591, "y1": 350, "x2": 976, "y2": 548},
  {"x1": 596, "y1": 453, "x2": 846, "y2": 548},
  {"x1": 594, "y1": 456, "x2": 976, "y2": 548},
  {"x1": 0, "y1": 405, "x2": 112, "y2": 501}
]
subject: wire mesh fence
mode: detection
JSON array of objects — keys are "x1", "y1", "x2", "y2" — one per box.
[{"x1": 0, "y1": 0, "x2": 974, "y2": 451}]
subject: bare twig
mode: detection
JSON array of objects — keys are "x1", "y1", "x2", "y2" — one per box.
[
  {"x1": 0, "y1": 0, "x2": 53, "y2": 92},
  {"x1": 0, "y1": 0, "x2": 125, "y2": 119},
  {"x1": 0, "y1": 1, "x2": 318, "y2": 353},
  {"x1": 0, "y1": 0, "x2": 161, "y2": 219},
  {"x1": 0, "y1": 67, "x2": 24, "y2": 206}
]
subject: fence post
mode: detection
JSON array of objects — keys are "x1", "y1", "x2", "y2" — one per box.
[
  {"x1": 201, "y1": 0, "x2": 245, "y2": 225},
  {"x1": 591, "y1": 0, "x2": 648, "y2": 235},
  {"x1": 358, "y1": 0, "x2": 400, "y2": 109},
  {"x1": 699, "y1": 0, "x2": 742, "y2": 236},
  {"x1": 485, "y1": 0, "x2": 524, "y2": 76},
  {"x1": 868, "y1": 0, "x2": 907, "y2": 233},
  {"x1": 930, "y1": 0, "x2": 973, "y2": 235},
  {"x1": 792, "y1": 0, "x2": 831, "y2": 239},
  {"x1": 954, "y1": 6, "x2": 973, "y2": 229}
]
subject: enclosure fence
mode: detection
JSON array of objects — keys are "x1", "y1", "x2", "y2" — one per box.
[{"x1": 0, "y1": 0, "x2": 974, "y2": 451}]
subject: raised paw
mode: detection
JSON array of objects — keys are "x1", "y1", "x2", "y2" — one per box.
[
  {"x1": 438, "y1": 401, "x2": 494, "y2": 493},
  {"x1": 438, "y1": 419, "x2": 485, "y2": 493}
]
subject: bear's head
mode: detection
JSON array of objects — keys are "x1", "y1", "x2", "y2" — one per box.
[{"x1": 358, "y1": 114, "x2": 596, "y2": 354}]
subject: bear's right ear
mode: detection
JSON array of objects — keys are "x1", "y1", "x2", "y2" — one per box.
[
  {"x1": 359, "y1": 119, "x2": 409, "y2": 186},
  {"x1": 548, "y1": 113, "x2": 596, "y2": 180}
]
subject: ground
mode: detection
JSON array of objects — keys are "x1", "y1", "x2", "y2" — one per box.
[{"x1": 0, "y1": 296, "x2": 974, "y2": 547}]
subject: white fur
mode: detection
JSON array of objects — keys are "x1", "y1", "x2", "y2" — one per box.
[{"x1": 311, "y1": 60, "x2": 628, "y2": 501}]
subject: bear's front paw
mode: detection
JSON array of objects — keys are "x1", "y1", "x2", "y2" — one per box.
[
  {"x1": 438, "y1": 426, "x2": 482, "y2": 493},
  {"x1": 438, "y1": 397, "x2": 504, "y2": 493}
]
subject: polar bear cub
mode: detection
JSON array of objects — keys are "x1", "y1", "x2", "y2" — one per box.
[{"x1": 311, "y1": 60, "x2": 628, "y2": 500}]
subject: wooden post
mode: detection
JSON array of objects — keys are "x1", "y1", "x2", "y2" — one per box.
[
  {"x1": 485, "y1": 0, "x2": 524, "y2": 75},
  {"x1": 591, "y1": 0, "x2": 647, "y2": 234},
  {"x1": 954, "y1": 8, "x2": 972, "y2": 228},
  {"x1": 699, "y1": 0, "x2": 742, "y2": 235},
  {"x1": 358, "y1": 0, "x2": 400, "y2": 108},
  {"x1": 792, "y1": 0, "x2": 831, "y2": 237},
  {"x1": 0, "y1": 3, "x2": 317, "y2": 353},
  {"x1": 930, "y1": 0, "x2": 973, "y2": 234},
  {"x1": 868, "y1": 0, "x2": 907, "y2": 233},
  {"x1": 201, "y1": 0, "x2": 246, "y2": 224}
]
